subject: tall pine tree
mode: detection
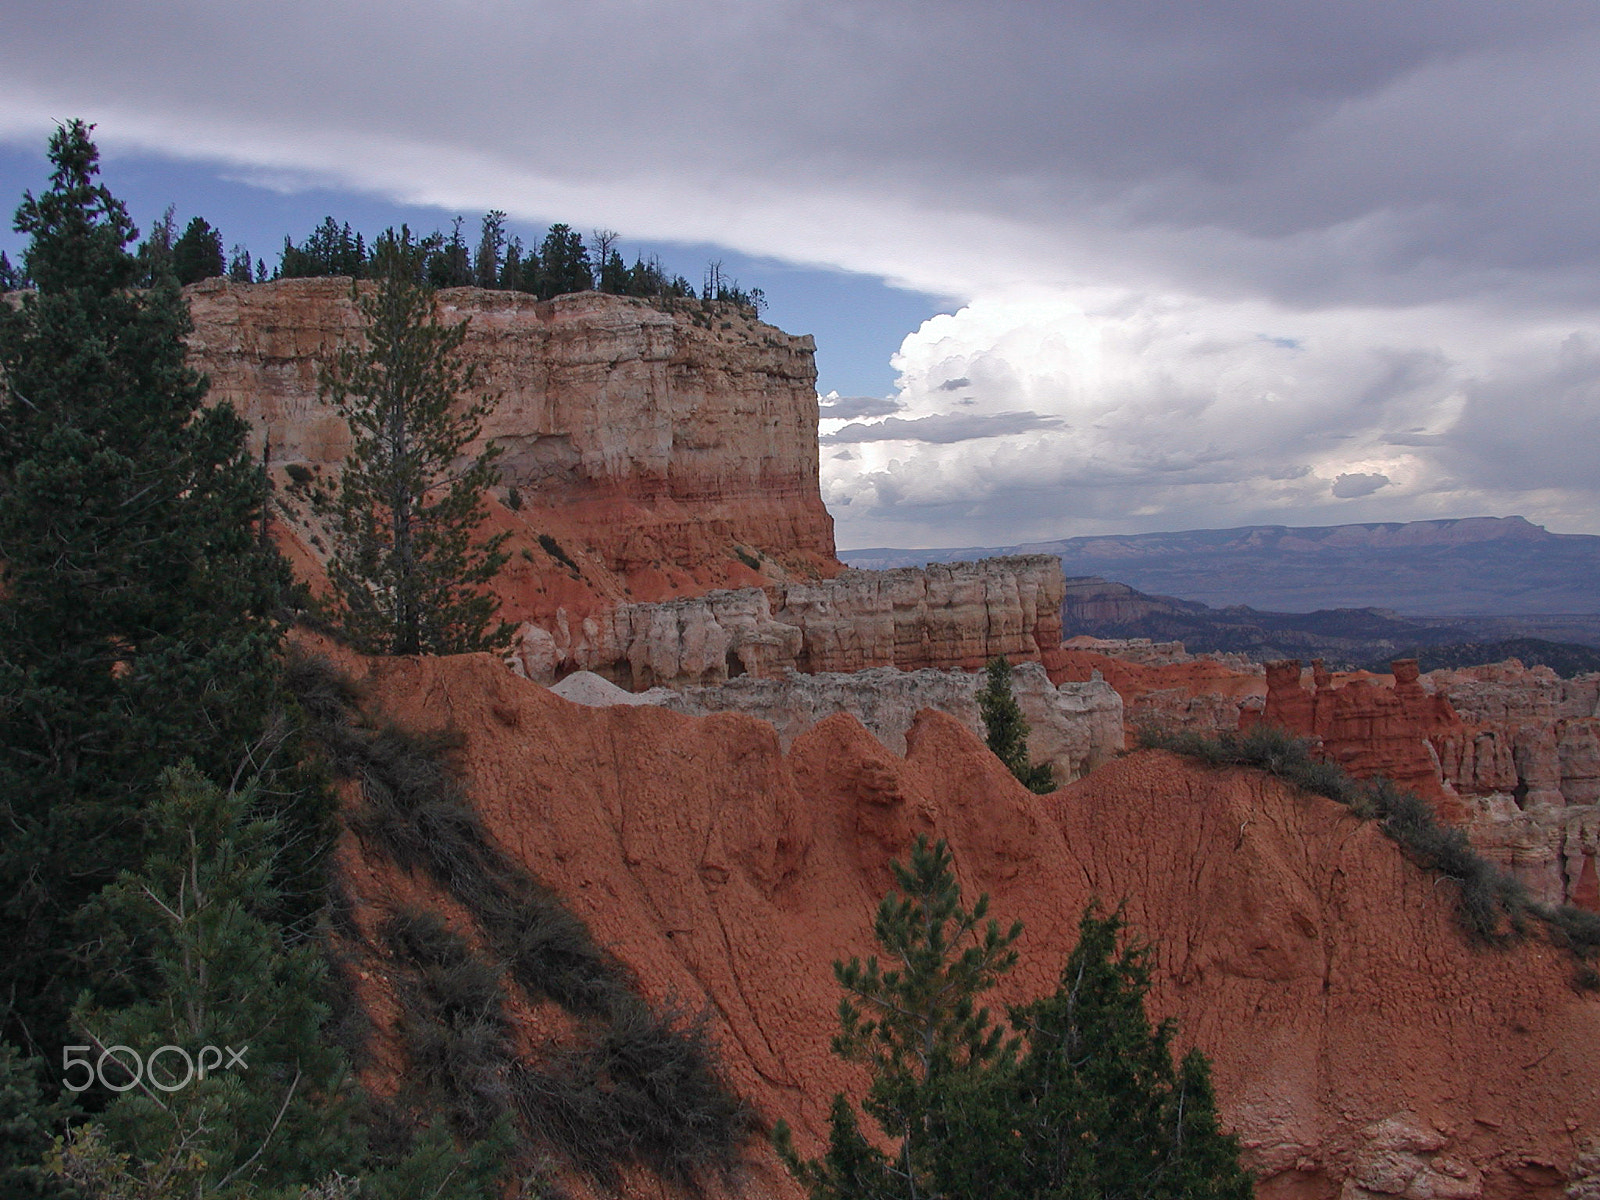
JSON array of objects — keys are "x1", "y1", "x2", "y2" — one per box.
[
  {"x1": 321, "y1": 227, "x2": 511, "y2": 656},
  {"x1": 0, "y1": 120, "x2": 293, "y2": 1062}
]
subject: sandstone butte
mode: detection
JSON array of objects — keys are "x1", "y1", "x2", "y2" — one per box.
[
  {"x1": 329, "y1": 644, "x2": 1600, "y2": 1200},
  {"x1": 181, "y1": 280, "x2": 1600, "y2": 1196}
]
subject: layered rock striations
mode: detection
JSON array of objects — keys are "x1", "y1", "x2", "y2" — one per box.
[
  {"x1": 185, "y1": 277, "x2": 838, "y2": 614},
  {"x1": 338, "y1": 647, "x2": 1600, "y2": 1200},
  {"x1": 511, "y1": 555, "x2": 1067, "y2": 688}
]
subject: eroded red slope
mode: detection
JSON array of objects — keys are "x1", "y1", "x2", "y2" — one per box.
[{"x1": 346, "y1": 650, "x2": 1599, "y2": 1198}]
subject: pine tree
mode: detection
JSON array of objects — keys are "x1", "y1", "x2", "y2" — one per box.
[
  {"x1": 1004, "y1": 904, "x2": 1254, "y2": 1199},
  {"x1": 472, "y1": 211, "x2": 506, "y2": 290},
  {"x1": 978, "y1": 657, "x2": 1054, "y2": 793},
  {"x1": 321, "y1": 227, "x2": 512, "y2": 656},
  {"x1": 58, "y1": 762, "x2": 362, "y2": 1198},
  {"x1": 0, "y1": 120, "x2": 293, "y2": 1061},
  {"x1": 779, "y1": 845, "x2": 1253, "y2": 1200},
  {"x1": 172, "y1": 216, "x2": 225, "y2": 285},
  {"x1": 533, "y1": 224, "x2": 591, "y2": 299},
  {"x1": 776, "y1": 835, "x2": 1021, "y2": 1200}
]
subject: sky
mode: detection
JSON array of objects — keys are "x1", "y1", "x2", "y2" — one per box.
[{"x1": 4, "y1": 1, "x2": 1600, "y2": 551}]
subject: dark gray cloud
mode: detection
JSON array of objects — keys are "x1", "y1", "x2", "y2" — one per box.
[
  {"x1": 818, "y1": 395, "x2": 903, "y2": 420},
  {"x1": 6, "y1": 1, "x2": 1600, "y2": 308},
  {"x1": 5, "y1": 2, "x2": 1600, "y2": 541},
  {"x1": 821, "y1": 410, "x2": 1065, "y2": 445},
  {"x1": 1332, "y1": 472, "x2": 1391, "y2": 498}
]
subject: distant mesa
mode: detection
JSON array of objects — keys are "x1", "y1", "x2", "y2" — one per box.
[{"x1": 841, "y1": 515, "x2": 1600, "y2": 616}]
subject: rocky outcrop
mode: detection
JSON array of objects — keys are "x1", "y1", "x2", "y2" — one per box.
[
  {"x1": 1048, "y1": 639, "x2": 1267, "y2": 738},
  {"x1": 1236, "y1": 656, "x2": 1600, "y2": 908},
  {"x1": 554, "y1": 662, "x2": 1123, "y2": 784},
  {"x1": 1424, "y1": 662, "x2": 1600, "y2": 909},
  {"x1": 511, "y1": 555, "x2": 1067, "y2": 687},
  {"x1": 1247, "y1": 658, "x2": 1465, "y2": 813},
  {"x1": 185, "y1": 278, "x2": 839, "y2": 619},
  {"x1": 337, "y1": 646, "x2": 1600, "y2": 1200}
]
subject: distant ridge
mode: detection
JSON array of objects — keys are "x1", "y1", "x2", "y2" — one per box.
[{"x1": 840, "y1": 516, "x2": 1600, "y2": 617}]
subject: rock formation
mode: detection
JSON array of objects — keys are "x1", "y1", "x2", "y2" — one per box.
[
  {"x1": 1249, "y1": 658, "x2": 1464, "y2": 812},
  {"x1": 1049, "y1": 637, "x2": 1267, "y2": 737},
  {"x1": 511, "y1": 555, "x2": 1067, "y2": 688},
  {"x1": 554, "y1": 661, "x2": 1124, "y2": 784},
  {"x1": 185, "y1": 277, "x2": 839, "y2": 622},
  {"x1": 333, "y1": 646, "x2": 1600, "y2": 1200},
  {"x1": 1239, "y1": 656, "x2": 1600, "y2": 908},
  {"x1": 1428, "y1": 662, "x2": 1600, "y2": 910}
]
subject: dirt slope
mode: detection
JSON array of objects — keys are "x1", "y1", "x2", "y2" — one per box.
[{"x1": 344, "y1": 650, "x2": 1600, "y2": 1198}]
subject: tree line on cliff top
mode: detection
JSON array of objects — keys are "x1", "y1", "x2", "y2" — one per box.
[{"x1": 0, "y1": 205, "x2": 767, "y2": 312}]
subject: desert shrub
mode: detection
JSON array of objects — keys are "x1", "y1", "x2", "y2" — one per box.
[
  {"x1": 383, "y1": 909, "x2": 513, "y2": 1138},
  {"x1": 538, "y1": 533, "x2": 579, "y2": 574},
  {"x1": 492, "y1": 892, "x2": 630, "y2": 1018},
  {"x1": 1545, "y1": 904, "x2": 1600, "y2": 960},
  {"x1": 734, "y1": 546, "x2": 760, "y2": 571},
  {"x1": 289, "y1": 661, "x2": 752, "y2": 1181},
  {"x1": 515, "y1": 997, "x2": 751, "y2": 1185}
]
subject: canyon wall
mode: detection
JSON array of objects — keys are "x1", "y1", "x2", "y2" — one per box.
[
  {"x1": 337, "y1": 647, "x2": 1600, "y2": 1200},
  {"x1": 511, "y1": 555, "x2": 1068, "y2": 688},
  {"x1": 185, "y1": 277, "x2": 838, "y2": 613}
]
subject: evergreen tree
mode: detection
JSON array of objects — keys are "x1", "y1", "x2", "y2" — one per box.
[
  {"x1": 58, "y1": 762, "x2": 362, "y2": 1198},
  {"x1": 172, "y1": 216, "x2": 225, "y2": 285},
  {"x1": 779, "y1": 845, "x2": 1253, "y2": 1200},
  {"x1": 472, "y1": 211, "x2": 506, "y2": 290},
  {"x1": 533, "y1": 223, "x2": 591, "y2": 299},
  {"x1": 1003, "y1": 905, "x2": 1254, "y2": 1200},
  {"x1": 136, "y1": 203, "x2": 177, "y2": 284},
  {"x1": 321, "y1": 227, "x2": 512, "y2": 656},
  {"x1": 978, "y1": 657, "x2": 1054, "y2": 793},
  {"x1": 499, "y1": 236, "x2": 524, "y2": 292},
  {"x1": 0, "y1": 120, "x2": 293, "y2": 1061},
  {"x1": 0, "y1": 1042, "x2": 72, "y2": 1199},
  {"x1": 0, "y1": 249, "x2": 27, "y2": 290},
  {"x1": 279, "y1": 218, "x2": 366, "y2": 280},
  {"x1": 776, "y1": 835, "x2": 1021, "y2": 1200},
  {"x1": 598, "y1": 248, "x2": 628, "y2": 294},
  {"x1": 425, "y1": 218, "x2": 472, "y2": 289},
  {"x1": 228, "y1": 243, "x2": 255, "y2": 284}
]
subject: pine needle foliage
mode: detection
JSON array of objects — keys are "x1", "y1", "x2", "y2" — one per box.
[
  {"x1": 321, "y1": 228, "x2": 511, "y2": 656},
  {"x1": 0, "y1": 119, "x2": 293, "y2": 1062},
  {"x1": 778, "y1": 840, "x2": 1253, "y2": 1200},
  {"x1": 1004, "y1": 904, "x2": 1253, "y2": 1200},
  {"x1": 977, "y1": 657, "x2": 1055, "y2": 794},
  {"x1": 779, "y1": 835, "x2": 1022, "y2": 1200}
]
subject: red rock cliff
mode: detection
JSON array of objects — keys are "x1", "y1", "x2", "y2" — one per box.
[{"x1": 184, "y1": 277, "x2": 839, "y2": 611}]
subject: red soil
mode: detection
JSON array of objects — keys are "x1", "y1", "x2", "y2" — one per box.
[{"x1": 335, "y1": 648, "x2": 1599, "y2": 1198}]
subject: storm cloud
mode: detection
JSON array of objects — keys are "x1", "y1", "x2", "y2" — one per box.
[{"x1": 4, "y1": 1, "x2": 1599, "y2": 544}]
